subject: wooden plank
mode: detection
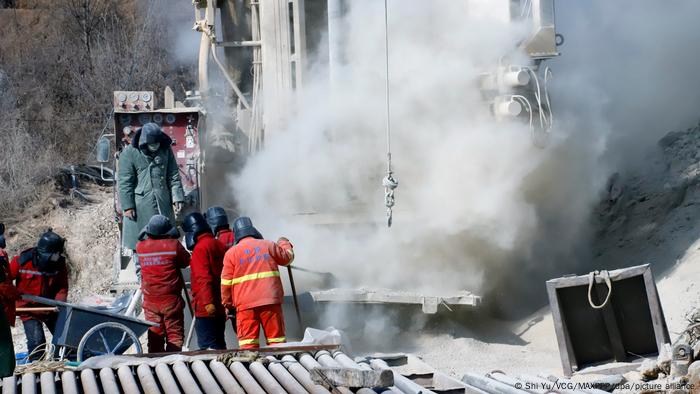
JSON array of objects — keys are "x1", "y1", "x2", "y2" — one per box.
[{"x1": 310, "y1": 367, "x2": 394, "y2": 389}]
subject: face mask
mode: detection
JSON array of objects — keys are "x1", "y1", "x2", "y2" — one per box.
[
  {"x1": 50, "y1": 253, "x2": 61, "y2": 263},
  {"x1": 147, "y1": 143, "x2": 160, "y2": 152}
]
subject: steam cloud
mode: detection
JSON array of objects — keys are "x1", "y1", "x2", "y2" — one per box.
[{"x1": 227, "y1": 0, "x2": 700, "y2": 315}]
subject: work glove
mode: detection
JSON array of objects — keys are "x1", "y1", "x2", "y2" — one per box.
[
  {"x1": 204, "y1": 303, "x2": 216, "y2": 316},
  {"x1": 124, "y1": 209, "x2": 137, "y2": 220},
  {"x1": 174, "y1": 202, "x2": 184, "y2": 216},
  {"x1": 277, "y1": 237, "x2": 293, "y2": 249}
]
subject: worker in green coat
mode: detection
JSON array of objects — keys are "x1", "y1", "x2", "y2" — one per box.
[{"x1": 118, "y1": 123, "x2": 185, "y2": 250}]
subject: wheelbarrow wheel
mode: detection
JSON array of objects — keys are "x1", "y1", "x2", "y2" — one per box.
[{"x1": 77, "y1": 322, "x2": 143, "y2": 362}]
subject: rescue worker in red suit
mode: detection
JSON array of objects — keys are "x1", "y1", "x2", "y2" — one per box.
[
  {"x1": 0, "y1": 223, "x2": 19, "y2": 377},
  {"x1": 206, "y1": 206, "x2": 235, "y2": 249},
  {"x1": 183, "y1": 212, "x2": 227, "y2": 349},
  {"x1": 10, "y1": 230, "x2": 68, "y2": 361},
  {"x1": 135, "y1": 215, "x2": 190, "y2": 352},
  {"x1": 221, "y1": 217, "x2": 294, "y2": 348}
]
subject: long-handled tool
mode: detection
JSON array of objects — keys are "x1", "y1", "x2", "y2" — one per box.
[
  {"x1": 179, "y1": 271, "x2": 196, "y2": 351},
  {"x1": 287, "y1": 266, "x2": 303, "y2": 330}
]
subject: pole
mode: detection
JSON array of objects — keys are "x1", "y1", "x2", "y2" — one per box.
[
  {"x1": 287, "y1": 266, "x2": 303, "y2": 330},
  {"x1": 179, "y1": 271, "x2": 196, "y2": 351}
]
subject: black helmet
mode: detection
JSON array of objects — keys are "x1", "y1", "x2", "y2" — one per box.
[
  {"x1": 182, "y1": 212, "x2": 211, "y2": 251},
  {"x1": 35, "y1": 230, "x2": 65, "y2": 272},
  {"x1": 233, "y1": 216, "x2": 263, "y2": 245},
  {"x1": 205, "y1": 206, "x2": 229, "y2": 233},
  {"x1": 0, "y1": 222, "x2": 5, "y2": 249},
  {"x1": 139, "y1": 215, "x2": 179, "y2": 240}
]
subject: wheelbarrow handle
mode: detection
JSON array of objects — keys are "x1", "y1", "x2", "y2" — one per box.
[{"x1": 16, "y1": 307, "x2": 59, "y2": 312}]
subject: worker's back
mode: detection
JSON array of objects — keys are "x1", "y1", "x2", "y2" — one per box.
[
  {"x1": 136, "y1": 238, "x2": 189, "y2": 297},
  {"x1": 222, "y1": 237, "x2": 292, "y2": 311}
]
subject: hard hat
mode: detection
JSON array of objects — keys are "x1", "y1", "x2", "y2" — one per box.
[
  {"x1": 182, "y1": 212, "x2": 211, "y2": 251},
  {"x1": 205, "y1": 206, "x2": 229, "y2": 233},
  {"x1": 232, "y1": 216, "x2": 263, "y2": 245},
  {"x1": 35, "y1": 230, "x2": 66, "y2": 271},
  {"x1": 140, "y1": 214, "x2": 179, "y2": 240}
]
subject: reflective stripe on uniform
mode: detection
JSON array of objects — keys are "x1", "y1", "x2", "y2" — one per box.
[
  {"x1": 267, "y1": 337, "x2": 286, "y2": 343},
  {"x1": 18, "y1": 269, "x2": 56, "y2": 276},
  {"x1": 238, "y1": 338, "x2": 260, "y2": 346},
  {"x1": 222, "y1": 271, "x2": 280, "y2": 286},
  {"x1": 137, "y1": 251, "x2": 177, "y2": 257}
]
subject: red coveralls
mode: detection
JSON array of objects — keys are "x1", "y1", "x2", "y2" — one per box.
[
  {"x1": 10, "y1": 248, "x2": 69, "y2": 323},
  {"x1": 136, "y1": 239, "x2": 190, "y2": 352},
  {"x1": 190, "y1": 233, "x2": 226, "y2": 317},
  {"x1": 221, "y1": 237, "x2": 293, "y2": 348},
  {"x1": 216, "y1": 229, "x2": 235, "y2": 249},
  {"x1": 0, "y1": 250, "x2": 18, "y2": 326}
]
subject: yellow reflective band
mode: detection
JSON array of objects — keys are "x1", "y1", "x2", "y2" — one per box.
[
  {"x1": 239, "y1": 338, "x2": 260, "y2": 346},
  {"x1": 221, "y1": 278, "x2": 233, "y2": 285},
  {"x1": 267, "y1": 337, "x2": 286, "y2": 343},
  {"x1": 231, "y1": 271, "x2": 280, "y2": 285}
]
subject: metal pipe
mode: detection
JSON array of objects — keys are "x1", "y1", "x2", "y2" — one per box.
[
  {"x1": 357, "y1": 389, "x2": 377, "y2": 394},
  {"x1": 210, "y1": 360, "x2": 245, "y2": 394},
  {"x1": 137, "y1": 364, "x2": 163, "y2": 394},
  {"x1": 332, "y1": 352, "x2": 361, "y2": 369},
  {"x1": 315, "y1": 350, "x2": 341, "y2": 368},
  {"x1": 191, "y1": 360, "x2": 224, "y2": 394},
  {"x1": 249, "y1": 361, "x2": 286, "y2": 394},
  {"x1": 118, "y1": 365, "x2": 141, "y2": 394},
  {"x1": 280, "y1": 355, "x2": 331, "y2": 394},
  {"x1": 79, "y1": 369, "x2": 100, "y2": 394},
  {"x1": 229, "y1": 362, "x2": 266, "y2": 394},
  {"x1": 60, "y1": 372, "x2": 78, "y2": 394},
  {"x1": 371, "y1": 359, "x2": 437, "y2": 394},
  {"x1": 155, "y1": 363, "x2": 182, "y2": 394},
  {"x1": 198, "y1": 32, "x2": 210, "y2": 93},
  {"x1": 216, "y1": 41, "x2": 262, "y2": 47},
  {"x1": 125, "y1": 289, "x2": 141, "y2": 317},
  {"x1": 487, "y1": 372, "x2": 536, "y2": 393},
  {"x1": 20, "y1": 374, "x2": 35, "y2": 394},
  {"x1": 210, "y1": 43, "x2": 251, "y2": 110},
  {"x1": 99, "y1": 368, "x2": 120, "y2": 394},
  {"x1": 265, "y1": 356, "x2": 309, "y2": 394},
  {"x1": 461, "y1": 373, "x2": 528, "y2": 394},
  {"x1": 39, "y1": 372, "x2": 55, "y2": 394},
  {"x1": 2, "y1": 376, "x2": 17, "y2": 394},
  {"x1": 173, "y1": 361, "x2": 204, "y2": 394}
]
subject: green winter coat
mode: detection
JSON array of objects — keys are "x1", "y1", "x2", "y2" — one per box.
[{"x1": 118, "y1": 141, "x2": 184, "y2": 250}]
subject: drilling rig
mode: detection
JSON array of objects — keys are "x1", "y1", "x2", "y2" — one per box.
[{"x1": 104, "y1": 0, "x2": 561, "y2": 316}]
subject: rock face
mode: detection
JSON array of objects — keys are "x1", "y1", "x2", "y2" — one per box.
[{"x1": 592, "y1": 123, "x2": 700, "y2": 333}]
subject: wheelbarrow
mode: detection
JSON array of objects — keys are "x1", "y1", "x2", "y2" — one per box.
[{"x1": 21, "y1": 294, "x2": 157, "y2": 362}]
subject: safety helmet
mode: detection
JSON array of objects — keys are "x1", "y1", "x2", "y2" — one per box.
[
  {"x1": 37, "y1": 230, "x2": 65, "y2": 255},
  {"x1": 232, "y1": 216, "x2": 263, "y2": 245},
  {"x1": 182, "y1": 212, "x2": 212, "y2": 251},
  {"x1": 35, "y1": 230, "x2": 66, "y2": 272},
  {"x1": 205, "y1": 206, "x2": 230, "y2": 233},
  {"x1": 141, "y1": 215, "x2": 179, "y2": 240}
]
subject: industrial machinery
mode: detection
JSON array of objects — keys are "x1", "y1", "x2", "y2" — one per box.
[{"x1": 102, "y1": 0, "x2": 562, "y2": 314}]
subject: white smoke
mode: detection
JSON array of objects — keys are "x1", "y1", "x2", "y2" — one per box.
[{"x1": 229, "y1": 0, "x2": 700, "y2": 313}]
